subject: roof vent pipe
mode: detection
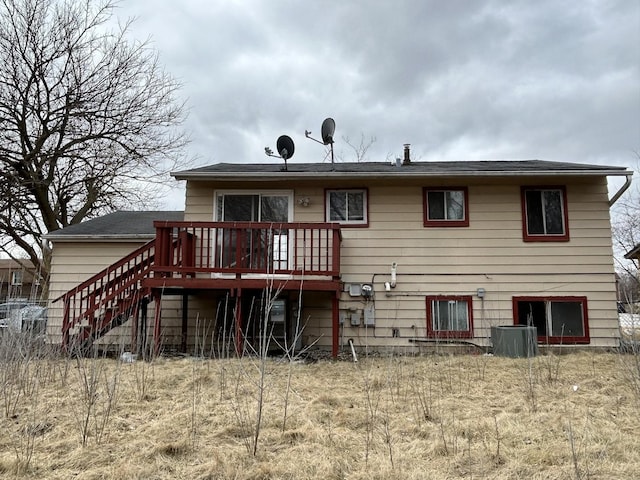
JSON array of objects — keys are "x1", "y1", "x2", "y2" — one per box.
[
  {"x1": 403, "y1": 144, "x2": 411, "y2": 165},
  {"x1": 395, "y1": 157, "x2": 402, "y2": 167}
]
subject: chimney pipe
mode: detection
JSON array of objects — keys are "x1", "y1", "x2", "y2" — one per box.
[{"x1": 403, "y1": 144, "x2": 411, "y2": 165}]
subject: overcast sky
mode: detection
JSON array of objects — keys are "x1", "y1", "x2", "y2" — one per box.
[{"x1": 118, "y1": 1, "x2": 639, "y2": 210}]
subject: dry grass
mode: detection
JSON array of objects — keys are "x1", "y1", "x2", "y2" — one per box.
[{"x1": 1, "y1": 350, "x2": 639, "y2": 479}]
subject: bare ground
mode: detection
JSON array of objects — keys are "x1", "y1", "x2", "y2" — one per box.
[{"x1": 1, "y1": 350, "x2": 639, "y2": 479}]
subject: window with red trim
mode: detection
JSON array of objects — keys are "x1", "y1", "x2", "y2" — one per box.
[
  {"x1": 426, "y1": 295, "x2": 473, "y2": 338},
  {"x1": 521, "y1": 186, "x2": 569, "y2": 241},
  {"x1": 423, "y1": 187, "x2": 469, "y2": 227},
  {"x1": 513, "y1": 296, "x2": 590, "y2": 344}
]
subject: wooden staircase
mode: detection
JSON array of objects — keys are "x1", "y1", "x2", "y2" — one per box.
[{"x1": 57, "y1": 240, "x2": 156, "y2": 352}]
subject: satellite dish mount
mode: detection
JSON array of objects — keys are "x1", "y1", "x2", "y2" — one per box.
[
  {"x1": 305, "y1": 117, "x2": 336, "y2": 167},
  {"x1": 265, "y1": 135, "x2": 295, "y2": 171}
]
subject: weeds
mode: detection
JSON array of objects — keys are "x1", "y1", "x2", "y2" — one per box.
[{"x1": 73, "y1": 348, "x2": 121, "y2": 446}]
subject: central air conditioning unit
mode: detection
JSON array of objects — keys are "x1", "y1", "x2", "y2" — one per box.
[{"x1": 491, "y1": 325, "x2": 538, "y2": 358}]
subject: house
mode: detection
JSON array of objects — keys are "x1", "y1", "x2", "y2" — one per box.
[
  {"x1": 0, "y1": 258, "x2": 44, "y2": 303},
  {"x1": 625, "y1": 244, "x2": 640, "y2": 263},
  {"x1": 45, "y1": 154, "x2": 633, "y2": 356}
]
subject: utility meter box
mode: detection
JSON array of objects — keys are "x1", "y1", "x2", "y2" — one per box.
[
  {"x1": 363, "y1": 304, "x2": 375, "y2": 326},
  {"x1": 270, "y1": 299, "x2": 286, "y2": 324}
]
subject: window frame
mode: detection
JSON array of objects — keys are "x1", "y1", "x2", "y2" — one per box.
[
  {"x1": 423, "y1": 187, "x2": 469, "y2": 227},
  {"x1": 512, "y1": 296, "x2": 590, "y2": 344},
  {"x1": 324, "y1": 188, "x2": 369, "y2": 227},
  {"x1": 10, "y1": 271, "x2": 22, "y2": 286},
  {"x1": 214, "y1": 190, "x2": 294, "y2": 223},
  {"x1": 521, "y1": 185, "x2": 569, "y2": 242},
  {"x1": 425, "y1": 295, "x2": 474, "y2": 339},
  {"x1": 212, "y1": 190, "x2": 294, "y2": 271}
]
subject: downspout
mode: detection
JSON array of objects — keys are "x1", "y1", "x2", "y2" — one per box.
[{"x1": 609, "y1": 173, "x2": 634, "y2": 207}]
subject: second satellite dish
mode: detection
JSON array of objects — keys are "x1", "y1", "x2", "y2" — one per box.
[{"x1": 321, "y1": 118, "x2": 335, "y2": 145}]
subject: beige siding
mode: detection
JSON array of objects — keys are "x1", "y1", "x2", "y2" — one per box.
[
  {"x1": 47, "y1": 242, "x2": 147, "y2": 344},
  {"x1": 47, "y1": 174, "x2": 619, "y2": 353},
  {"x1": 180, "y1": 175, "x2": 619, "y2": 351},
  {"x1": 48, "y1": 240, "x2": 191, "y2": 350}
]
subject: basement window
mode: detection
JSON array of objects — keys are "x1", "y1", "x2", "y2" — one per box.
[
  {"x1": 426, "y1": 295, "x2": 473, "y2": 338},
  {"x1": 513, "y1": 296, "x2": 589, "y2": 344},
  {"x1": 423, "y1": 187, "x2": 469, "y2": 227}
]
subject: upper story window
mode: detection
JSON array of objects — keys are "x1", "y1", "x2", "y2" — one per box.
[
  {"x1": 325, "y1": 189, "x2": 368, "y2": 226},
  {"x1": 423, "y1": 187, "x2": 469, "y2": 227},
  {"x1": 521, "y1": 186, "x2": 569, "y2": 241},
  {"x1": 426, "y1": 295, "x2": 474, "y2": 338}
]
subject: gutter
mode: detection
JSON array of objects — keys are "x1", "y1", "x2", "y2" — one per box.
[
  {"x1": 173, "y1": 169, "x2": 631, "y2": 181},
  {"x1": 44, "y1": 234, "x2": 155, "y2": 242},
  {"x1": 608, "y1": 172, "x2": 634, "y2": 207}
]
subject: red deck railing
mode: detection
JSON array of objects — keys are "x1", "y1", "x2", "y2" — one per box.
[
  {"x1": 58, "y1": 240, "x2": 156, "y2": 349},
  {"x1": 57, "y1": 221, "x2": 342, "y2": 350},
  {"x1": 152, "y1": 221, "x2": 342, "y2": 278}
]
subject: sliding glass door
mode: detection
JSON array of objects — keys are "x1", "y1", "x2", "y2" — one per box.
[{"x1": 215, "y1": 192, "x2": 292, "y2": 270}]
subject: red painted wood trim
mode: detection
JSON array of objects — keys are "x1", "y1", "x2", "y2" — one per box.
[
  {"x1": 520, "y1": 185, "x2": 570, "y2": 242},
  {"x1": 511, "y1": 295, "x2": 590, "y2": 344},
  {"x1": 332, "y1": 292, "x2": 339, "y2": 358},
  {"x1": 423, "y1": 187, "x2": 470, "y2": 228},
  {"x1": 425, "y1": 295, "x2": 474, "y2": 339}
]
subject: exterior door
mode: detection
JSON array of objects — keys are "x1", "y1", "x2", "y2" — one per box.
[{"x1": 215, "y1": 193, "x2": 291, "y2": 270}]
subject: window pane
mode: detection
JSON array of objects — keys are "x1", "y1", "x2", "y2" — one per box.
[
  {"x1": 347, "y1": 192, "x2": 364, "y2": 221},
  {"x1": 516, "y1": 300, "x2": 547, "y2": 335},
  {"x1": 432, "y1": 300, "x2": 450, "y2": 330},
  {"x1": 432, "y1": 300, "x2": 468, "y2": 331},
  {"x1": 525, "y1": 191, "x2": 545, "y2": 234},
  {"x1": 261, "y1": 196, "x2": 288, "y2": 222},
  {"x1": 453, "y1": 300, "x2": 469, "y2": 330},
  {"x1": 221, "y1": 195, "x2": 258, "y2": 221},
  {"x1": 329, "y1": 192, "x2": 347, "y2": 221},
  {"x1": 550, "y1": 302, "x2": 584, "y2": 337},
  {"x1": 446, "y1": 191, "x2": 464, "y2": 220},
  {"x1": 428, "y1": 191, "x2": 445, "y2": 220},
  {"x1": 543, "y1": 190, "x2": 564, "y2": 234}
]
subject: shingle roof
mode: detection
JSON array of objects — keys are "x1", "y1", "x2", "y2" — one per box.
[
  {"x1": 172, "y1": 159, "x2": 628, "y2": 180},
  {"x1": 45, "y1": 211, "x2": 184, "y2": 240}
]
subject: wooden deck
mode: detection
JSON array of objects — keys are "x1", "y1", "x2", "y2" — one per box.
[{"x1": 147, "y1": 221, "x2": 342, "y2": 290}]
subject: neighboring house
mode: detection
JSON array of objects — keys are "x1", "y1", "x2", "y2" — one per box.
[
  {"x1": 45, "y1": 156, "x2": 632, "y2": 356},
  {"x1": 620, "y1": 242, "x2": 640, "y2": 343},
  {"x1": 625, "y1": 243, "x2": 640, "y2": 263},
  {"x1": 0, "y1": 258, "x2": 44, "y2": 303}
]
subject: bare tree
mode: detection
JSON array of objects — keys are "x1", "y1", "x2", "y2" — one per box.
[
  {"x1": 0, "y1": 0, "x2": 188, "y2": 275},
  {"x1": 612, "y1": 160, "x2": 639, "y2": 306},
  {"x1": 339, "y1": 133, "x2": 376, "y2": 163}
]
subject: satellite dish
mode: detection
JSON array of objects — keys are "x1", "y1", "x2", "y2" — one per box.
[
  {"x1": 321, "y1": 118, "x2": 335, "y2": 145},
  {"x1": 305, "y1": 116, "x2": 337, "y2": 169},
  {"x1": 276, "y1": 135, "x2": 295, "y2": 160},
  {"x1": 273, "y1": 135, "x2": 294, "y2": 171}
]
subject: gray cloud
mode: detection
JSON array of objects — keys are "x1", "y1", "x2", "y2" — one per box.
[{"x1": 119, "y1": 0, "x2": 639, "y2": 208}]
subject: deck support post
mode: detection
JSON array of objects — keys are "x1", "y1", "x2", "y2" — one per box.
[
  {"x1": 234, "y1": 288, "x2": 243, "y2": 356},
  {"x1": 131, "y1": 299, "x2": 139, "y2": 354},
  {"x1": 332, "y1": 290, "x2": 340, "y2": 358},
  {"x1": 181, "y1": 294, "x2": 188, "y2": 353},
  {"x1": 153, "y1": 290, "x2": 162, "y2": 357}
]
